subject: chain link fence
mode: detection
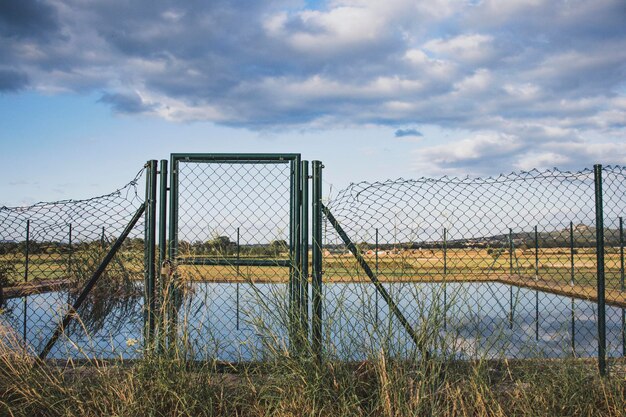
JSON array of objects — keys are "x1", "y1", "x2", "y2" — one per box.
[
  {"x1": 170, "y1": 156, "x2": 298, "y2": 361},
  {"x1": 321, "y1": 166, "x2": 626, "y2": 373},
  {"x1": 1, "y1": 157, "x2": 624, "y2": 375},
  {"x1": 0, "y1": 169, "x2": 147, "y2": 360}
]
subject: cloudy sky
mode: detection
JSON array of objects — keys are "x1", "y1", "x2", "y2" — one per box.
[{"x1": 1, "y1": 0, "x2": 625, "y2": 205}]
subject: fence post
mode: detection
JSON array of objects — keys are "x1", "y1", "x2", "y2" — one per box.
[
  {"x1": 143, "y1": 160, "x2": 158, "y2": 347},
  {"x1": 375, "y1": 228, "x2": 379, "y2": 325},
  {"x1": 594, "y1": 164, "x2": 607, "y2": 376},
  {"x1": 509, "y1": 228, "x2": 514, "y2": 330},
  {"x1": 157, "y1": 159, "x2": 168, "y2": 353},
  {"x1": 167, "y1": 156, "x2": 179, "y2": 350},
  {"x1": 443, "y1": 228, "x2": 447, "y2": 275},
  {"x1": 288, "y1": 158, "x2": 302, "y2": 353},
  {"x1": 619, "y1": 217, "x2": 626, "y2": 356},
  {"x1": 68, "y1": 223, "x2": 73, "y2": 272},
  {"x1": 67, "y1": 223, "x2": 73, "y2": 307},
  {"x1": 534, "y1": 226, "x2": 539, "y2": 342},
  {"x1": 301, "y1": 160, "x2": 309, "y2": 340},
  {"x1": 570, "y1": 221, "x2": 576, "y2": 356},
  {"x1": 23, "y1": 219, "x2": 30, "y2": 343},
  {"x1": 236, "y1": 227, "x2": 240, "y2": 331},
  {"x1": 311, "y1": 160, "x2": 323, "y2": 362},
  {"x1": 288, "y1": 156, "x2": 303, "y2": 353},
  {"x1": 443, "y1": 227, "x2": 447, "y2": 331}
]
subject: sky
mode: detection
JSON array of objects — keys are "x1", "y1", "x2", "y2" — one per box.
[{"x1": 1, "y1": 0, "x2": 625, "y2": 206}]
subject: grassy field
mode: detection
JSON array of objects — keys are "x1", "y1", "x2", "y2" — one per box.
[
  {"x1": 0, "y1": 250, "x2": 144, "y2": 284},
  {"x1": 2, "y1": 247, "x2": 625, "y2": 297}
]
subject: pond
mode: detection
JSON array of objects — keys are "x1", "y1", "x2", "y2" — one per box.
[{"x1": 2, "y1": 282, "x2": 624, "y2": 361}]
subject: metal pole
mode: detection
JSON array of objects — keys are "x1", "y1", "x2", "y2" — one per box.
[
  {"x1": 40, "y1": 204, "x2": 146, "y2": 359},
  {"x1": 619, "y1": 217, "x2": 626, "y2": 356},
  {"x1": 157, "y1": 159, "x2": 168, "y2": 353},
  {"x1": 570, "y1": 222, "x2": 575, "y2": 286},
  {"x1": 236, "y1": 227, "x2": 240, "y2": 331},
  {"x1": 311, "y1": 161, "x2": 323, "y2": 362},
  {"x1": 295, "y1": 156, "x2": 302, "y2": 348},
  {"x1": 534, "y1": 226, "x2": 539, "y2": 342},
  {"x1": 158, "y1": 159, "x2": 169, "y2": 268},
  {"x1": 294, "y1": 156, "x2": 302, "y2": 350},
  {"x1": 68, "y1": 223, "x2": 73, "y2": 272},
  {"x1": 289, "y1": 160, "x2": 296, "y2": 349},
  {"x1": 570, "y1": 221, "x2": 576, "y2": 356},
  {"x1": 509, "y1": 228, "x2": 514, "y2": 330},
  {"x1": 101, "y1": 226, "x2": 105, "y2": 248},
  {"x1": 23, "y1": 220, "x2": 30, "y2": 343},
  {"x1": 375, "y1": 228, "x2": 379, "y2": 325},
  {"x1": 594, "y1": 164, "x2": 606, "y2": 376},
  {"x1": 167, "y1": 156, "x2": 179, "y2": 349},
  {"x1": 443, "y1": 228, "x2": 448, "y2": 275},
  {"x1": 144, "y1": 160, "x2": 158, "y2": 345},
  {"x1": 443, "y1": 227, "x2": 447, "y2": 331},
  {"x1": 301, "y1": 160, "x2": 309, "y2": 339},
  {"x1": 67, "y1": 223, "x2": 72, "y2": 307}
]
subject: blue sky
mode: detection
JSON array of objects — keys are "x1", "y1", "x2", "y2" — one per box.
[{"x1": 1, "y1": 0, "x2": 625, "y2": 206}]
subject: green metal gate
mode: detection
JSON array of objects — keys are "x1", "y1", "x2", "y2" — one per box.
[{"x1": 163, "y1": 154, "x2": 308, "y2": 360}]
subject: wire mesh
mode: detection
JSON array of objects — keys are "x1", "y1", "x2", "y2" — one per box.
[
  {"x1": 322, "y1": 166, "x2": 626, "y2": 368},
  {"x1": 2, "y1": 159, "x2": 623, "y2": 373},
  {"x1": 0, "y1": 169, "x2": 146, "y2": 360},
  {"x1": 172, "y1": 160, "x2": 294, "y2": 361}
]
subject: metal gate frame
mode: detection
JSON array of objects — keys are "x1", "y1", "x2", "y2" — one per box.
[{"x1": 162, "y1": 153, "x2": 309, "y2": 354}]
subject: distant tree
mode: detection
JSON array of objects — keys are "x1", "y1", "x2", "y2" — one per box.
[
  {"x1": 270, "y1": 239, "x2": 288, "y2": 256},
  {"x1": 207, "y1": 236, "x2": 234, "y2": 255}
]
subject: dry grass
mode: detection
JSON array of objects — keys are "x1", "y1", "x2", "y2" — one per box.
[
  {"x1": 2, "y1": 241, "x2": 625, "y2": 416},
  {"x1": 1, "y1": 264, "x2": 626, "y2": 417},
  {"x1": 4, "y1": 247, "x2": 625, "y2": 288},
  {"x1": 0, "y1": 336, "x2": 624, "y2": 417}
]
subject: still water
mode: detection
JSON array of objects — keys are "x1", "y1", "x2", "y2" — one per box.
[{"x1": 2, "y1": 282, "x2": 624, "y2": 361}]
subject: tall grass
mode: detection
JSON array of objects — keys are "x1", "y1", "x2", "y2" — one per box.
[
  {"x1": 1, "y1": 334, "x2": 624, "y2": 416},
  {"x1": 1, "y1": 277, "x2": 625, "y2": 417},
  {"x1": 1, "y1": 238, "x2": 625, "y2": 416}
]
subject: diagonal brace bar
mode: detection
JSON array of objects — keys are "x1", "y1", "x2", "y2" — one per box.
[
  {"x1": 321, "y1": 203, "x2": 427, "y2": 355},
  {"x1": 39, "y1": 204, "x2": 146, "y2": 360}
]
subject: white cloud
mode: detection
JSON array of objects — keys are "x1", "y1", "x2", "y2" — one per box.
[
  {"x1": 413, "y1": 132, "x2": 523, "y2": 173},
  {"x1": 467, "y1": 0, "x2": 548, "y2": 27},
  {"x1": 515, "y1": 151, "x2": 570, "y2": 170},
  {"x1": 236, "y1": 74, "x2": 424, "y2": 106},
  {"x1": 411, "y1": 128, "x2": 626, "y2": 176},
  {"x1": 403, "y1": 49, "x2": 457, "y2": 81},
  {"x1": 264, "y1": 6, "x2": 389, "y2": 55},
  {"x1": 453, "y1": 69, "x2": 492, "y2": 94},
  {"x1": 424, "y1": 33, "x2": 495, "y2": 64},
  {"x1": 1, "y1": 0, "x2": 625, "y2": 174},
  {"x1": 502, "y1": 83, "x2": 541, "y2": 101}
]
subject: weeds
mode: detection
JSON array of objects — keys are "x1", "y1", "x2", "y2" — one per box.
[{"x1": 1, "y1": 324, "x2": 625, "y2": 416}]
